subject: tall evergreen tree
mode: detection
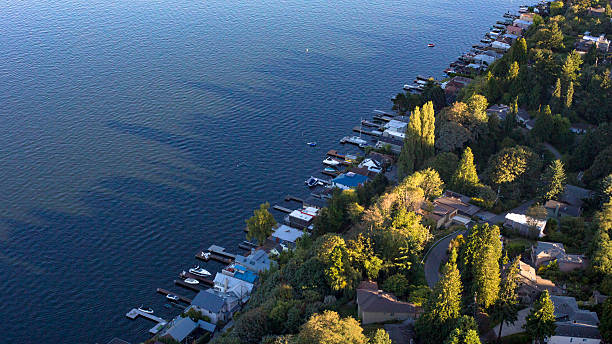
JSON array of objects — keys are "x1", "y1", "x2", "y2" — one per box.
[
  {"x1": 416, "y1": 251, "x2": 463, "y2": 344},
  {"x1": 451, "y1": 147, "x2": 479, "y2": 195},
  {"x1": 472, "y1": 225, "x2": 501, "y2": 309},
  {"x1": 565, "y1": 81, "x2": 574, "y2": 109},
  {"x1": 490, "y1": 257, "x2": 521, "y2": 342},
  {"x1": 421, "y1": 101, "x2": 436, "y2": 164},
  {"x1": 512, "y1": 37, "x2": 528, "y2": 65},
  {"x1": 524, "y1": 291, "x2": 556, "y2": 344},
  {"x1": 538, "y1": 159, "x2": 566, "y2": 201},
  {"x1": 551, "y1": 78, "x2": 562, "y2": 112},
  {"x1": 398, "y1": 106, "x2": 422, "y2": 179}
]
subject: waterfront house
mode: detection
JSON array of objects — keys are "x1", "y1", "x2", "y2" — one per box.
[
  {"x1": 491, "y1": 41, "x2": 511, "y2": 51},
  {"x1": 506, "y1": 25, "x2": 523, "y2": 36},
  {"x1": 358, "y1": 158, "x2": 383, "y2": 174},
  {"x1": 531, "y1": 242, "x2": 586, "y2": 272},
  {"x1": 332, "y1": 172, "x2": 369, "y2": 190},
  {"x1": 382, "y1": 129, "x2": 405, "y2": 141},
  {"x1": 548, "y1": 296, "x2": 601, "y2": 343},
  {"x1": 356, "y1": 281, "x2": 421, "y2": 325},
  {"x1": 270, "y1": 224, "x2": 307, "y2": 248},
  {"x1": 159, "y1": 315, "x2": 215, "y2": 343},
  {"x1": 519, "y1": 12, "x2": 535, "y2": 22},
  {"x1": 190, "y1": 290, "x2": 238, "y2": 324},
  {"x1": 384, "y1": 119, "x2": 408, "y2": 133},
  {"x1": 375, "y1": 136, "x2": 403, "y2": 154},
  {"x1": 443, "y1": 76, "x2": 473, "y2": 104},
  {"x1": 349, "y1": 166, "x2": 378, "y2": 179},
  {"x1": 235, "y1": 249, "x2": 274, "y2": 273},
  {"x1": 513, "y1": 19, "x2": 532, "y2": 30},
  {"x1": 212, "y1": 273, "x2": 254, "y2": 302},
  {"x1": 474, "y1": 54, "x2": 496, "y2": 65},
  {"x1": 285, "y1": 207, "x2": 318, "y2": 230},
  {"x1": 504, "y1": 213, "x2": 547, "y2": 238},
  {"x1": 222, "y1": 263, "x2": 258, "y2": 284},
  {"x1": 367, "y1": 151, "x2": 394, "y2": 167}
]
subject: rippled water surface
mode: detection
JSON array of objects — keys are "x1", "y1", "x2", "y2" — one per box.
[{"x1": 0, "y1": 0, "x2": 515, "y2": 342}]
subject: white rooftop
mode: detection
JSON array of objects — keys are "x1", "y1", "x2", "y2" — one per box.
[
  {"x1": 289, "y1": 210, "x2": 314, "y2": 221},
  {"x1": 272, "y1": 224, "x2": 307, "y2": 244}
]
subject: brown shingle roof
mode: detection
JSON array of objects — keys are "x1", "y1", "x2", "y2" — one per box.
[{"x1": 357, "y1": 281, "x2": 420, "y2": 314}]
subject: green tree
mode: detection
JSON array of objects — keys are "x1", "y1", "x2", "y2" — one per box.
[
  {"x1": 315, "y1": 235, "x2": 360, "y2": 291},
  {"x1": 401, "y1": 168, "x2": 445, "y2": 200},
  {"x1": 296, "y1": 311, "x2": 368, "y2": 344},
  {"x1": 565, "y1": 81, "x2": 574, "y2": 109},
  {"x1": 539, "y1": 160, "x2": 566, "y2": 201},
  {"x1": 382, "y1": 273, "x2": 410, "y2": 298},
  {"x1": 246, "y1": 202, "x2": 277, "y2": 245},
  {"x1": 592, "y1": 229, "x2": 612, "y2": 275},
  {"x1": 424, "y1": 152, "x2": 459, "y2": 183},
  {"x1": 472, "y1": 225, "x2": 502, "y2": 309},
  {"x1": 398, "y1": 106, "x2": 421, "y2": 179},
  {"x1": 371, "y1": 329, "x2": 393, "y2": 344},
  {"x1": 560, "y1": 51, "x2": 582, "y2": 83},
  {"x1": 416, "y1": 251, "x2": 463, "y2": 344},
  {"x1": 597, "y1": 201, "x2": 612, "y2": 233},
  {"x1": 451, "y1": 147, "x2": 479, "y2": 195},
  {"x1": 233, "y1": 308, "x2": 270, "y2": 344},
  {"x1": 551, "y1": 78, "x2": 562, "y2": 112},
  {"x1": 421, "y1": 101, "x2": 436, "y2": 164},
  {"x1": 511, "y1": 37, "x2": 528, "y2": 65},
  {"x1": 524, "y1": 291, "x2": 556, "y2": 344},
  {"x1": 507, "y1": 61, "x2": 520, "y2": 80},
  {"x1": 490, "y1": 257, "x2": 521, "y2": 342}
]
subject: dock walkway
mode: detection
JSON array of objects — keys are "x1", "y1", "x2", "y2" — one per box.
[
  {"x1": 125, "y1": 308, "x2": 167, "y2": 334},
  {"x1": 156, "y1": 288, "x2": 192, "y2": 304}
]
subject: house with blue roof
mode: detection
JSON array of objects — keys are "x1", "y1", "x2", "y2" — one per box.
[
  {"x1": 235, "y1": 249, "x2": 274, "y2": 273},
  {"x1": 222, "y1": 264, "x2": 258, "y2": 284},
  {"x1": 332, "y1": 172, "x2": 369, "y2": 190}
]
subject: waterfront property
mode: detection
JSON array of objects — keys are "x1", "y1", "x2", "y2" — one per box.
[
  {"x1": 271, "y1": 224, "x2": 307, "y2": 248},
  {"x1": 332, "y1": 172, "x2": 369, "y2": 190},
  {"x1": 235, "y1": 249, "x2": 274, "y2": 273},
  {"x1": 190, "y1": 290, "x2": 239, "y2": 324},
  {"x1": 158, "y1": 314, "x2": 215, "y2": 343},
  {"x1": 375, "y1": 136, "x2": 403, "y2": 154}
]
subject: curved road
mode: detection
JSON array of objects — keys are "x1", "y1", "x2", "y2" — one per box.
[{"x1": 424, "y1": 230, "x2": 466, "y2": 287}]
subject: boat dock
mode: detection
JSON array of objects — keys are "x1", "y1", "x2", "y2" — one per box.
[
  {"x1": 361, "y1": 120, "x2": 380, "y2": 128},
  {"x1": 322, "y1": 170, "x2": 340, "y2": 177},
  {"x1": 126, "y1": 308, "x2": 168, "y2": 334},
  {"x1": 207, "y1": 245, "x2": 236, "y2": 259},
  {"x1": 156, "y1": 288, "x2": 192, "y2": 304},
  {"x1": 272, "y1": 205, "x2": 293, "y2": 213},
  {"x1": 285, "y1": 195, "x2": 304, "y2": 203},
  {"x1": 174, "y1": 279, "x2": 202, "y2": 292},
  {"x1": 353, "y1": 126, "x2": 381, "y2": 137},
  {"x1": 326, "y1": 150, "x2": 346, "y2": 159},
  {"x1": 195, "y1": 250, "x2": 234, "y2": 264},
  {"x1": 179, "y1": 271, "x2": 214, "y2": 287}
]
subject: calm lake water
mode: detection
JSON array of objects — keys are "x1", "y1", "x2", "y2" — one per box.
[{"x1": 0, "y1": 0, "x2": 515, "y2": 342}]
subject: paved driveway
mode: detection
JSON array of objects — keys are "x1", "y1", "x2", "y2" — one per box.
[
  {"x1": 492, "y1": 307, "x2": 531, "y2": 338},
  {"x1": 488, "y1": 200, "x2": 535, "y2": 225},
  {"x1": 424, "y1": 230, "x2": 466, "y2": 287}
]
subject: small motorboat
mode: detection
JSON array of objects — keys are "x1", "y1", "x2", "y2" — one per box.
[
  {"x1": 307, "y1": 141, "x2": 317, "y2": 147},
  {"x1": 427, "y1": 43, "x2": 435, "y2": 47},
  {"x1": 166, "y1": 294, "x2": 180, "y2": 302},
  {"x1": 324, "y1": 167, "x2": 337, "y2": 172},
  {"x1": 305, "y1": 176, "x2": 318, "y2": 187},
  {"x1": 200, "y1": 251, "x2": 210, "y2": 260},
  {"x1": 184, "y1": 278, "x2": 199, "y2": 285},
  {"x1": 323, "y1": 157, "x2": 341, "y2": 167},
  {"x1": 189, "y1": 266, "x2": 211, "y2": 277},
  {"x1": 138, "y1": 306, "x2": 154, "y2": 314}
]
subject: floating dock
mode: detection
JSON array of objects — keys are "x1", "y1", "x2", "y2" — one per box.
[
  {"x1": 125, "y1": 308, "x2": 167, "y2": 334},
  {"x1": 285, "y1": 195, "x2": 304, "y2": 203},
  {"x1": 326, "y1": 150, "x2": 346, "y2": 159},
  {"x1": 322, "y1": 170, "x2": 340, "y2": 177},
  {"x1": 156, "y1": 288, "x2": 192, "y2": 304},
  {"x1": 353, "y1": 126, "x2": 381, "y2": 137},
  {"x1": 207, "y1": 245, "x2": 236, "y2": 259},
  {"x1": 273, "y1": 205, "x2": 293, "y2": 213}
]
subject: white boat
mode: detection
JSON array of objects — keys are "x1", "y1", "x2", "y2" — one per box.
[
  {"x1": 138, "y1": 306, "x2": 154, "y2": 314},
  {"x1": 184, "y1": 278, "x2": 199, "y2": 285},
  {"x1": 166, "y1": 294, "x2": 179, "y2": 302},
  {"x1": 305, "y1": 176, "x2": 318, "y2": 187},
  {"x1": 340, "y1": 136, "x2": 368, "y2": 148},
  {"x1": 200, "y1": 251, "x2": 210, "y2": 260},
  {"x1": 323, "y1": 157, "x2": 341, "y2": 167},
  {"x1": 189, "y1": 266, "x2": 211, "y2": 277}
]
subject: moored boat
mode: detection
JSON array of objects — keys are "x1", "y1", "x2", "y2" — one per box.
[
  {"x1": 184, "y1": 278, "x2": 199, "y2": 285},
  {"x1": 189, "y1": 266, "x2": 211, "y2": 277},
  {"x1": 166, "y1": 294, "x2": 179, "y2": 302},
  {"x1": 138, "y1": 306, "x2": 154, "y2": 314}
]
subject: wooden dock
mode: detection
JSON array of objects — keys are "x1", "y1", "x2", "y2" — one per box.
[
  {"x1": 180, "y1": 271, "x2": 215, "y2": 287},
  {"x1": 273, "y1": 205, "x2": 293, "y2": 213},
  {"x1": 195, "y1": 250, "x2": 233, "y2": 264},
  {"x1": 208, "y1": 245, "x2": 236, "y2": 259},
  {"x1": 353, "y1": 126, "x2": 381, "y2": 137},
  {"x1": 174, "y1": 279, "x2": 203, "y2": 292},
  {"x1": 156, "y1": 288, "x2": 192, "y2": 304},
  {"x1": 285, "y1": 195, "x2": 304, "y2": 203},
  {"x1": 322, "y1": 170, "x2": 340, "y2": 177},
  {"x1": 326, "y1": 150, "x2": 346, "y2": 159},
  {"x1": 126, "y1": 308, "x2": 167, "y2": 334}
]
